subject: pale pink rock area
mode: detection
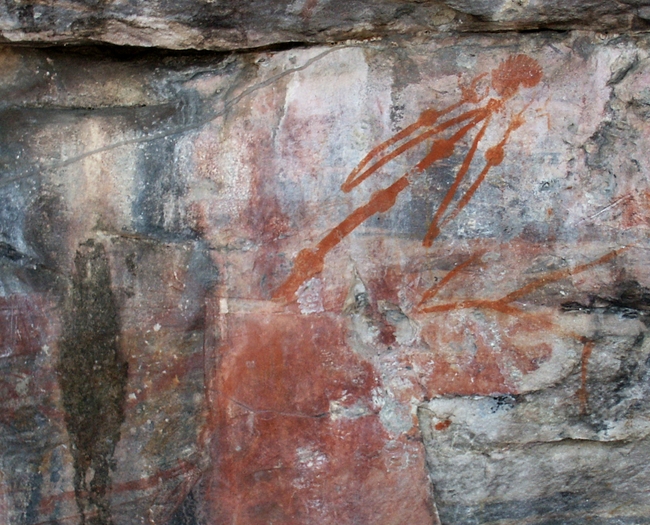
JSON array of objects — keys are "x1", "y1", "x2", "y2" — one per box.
[{"x1": 1, "y1": 9, "x2": 650, "y2": 525}]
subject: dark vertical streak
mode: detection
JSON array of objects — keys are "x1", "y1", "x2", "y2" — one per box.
[
  {"x1": 168, "y1": 490, "x2": 200, "y2": 525},
  {"x1": 24, "y1": 470, "x2": 44, "y2": 525},
  {"x1": 58, "y1": 239, "x2": 128, "y2": 525}
]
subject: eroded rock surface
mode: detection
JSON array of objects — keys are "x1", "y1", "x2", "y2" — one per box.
[
  {"x1": 1, "y1": 0, "x2": 650, "y2": 50},
  {"x1": 1, "y1": 29, "x2": 650, "y2": 524}
]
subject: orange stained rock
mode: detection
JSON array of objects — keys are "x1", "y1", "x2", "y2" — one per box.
[
  {"x1": 413, "y1": 292, "x2": 556, "y2": 396},
  {"x1": 415, "y1": 247, "x2": 628, "y2": 394},
  {"x1": 207, "y1": 314, "x2": 436, "y2": 525}
]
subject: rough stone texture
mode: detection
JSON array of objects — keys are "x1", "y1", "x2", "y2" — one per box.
[
  {"x1": 2, "y1": 27, "x2": 650, "y2": 525},
  {"x1": 1, "y1": 0, "x2": 650, "y2": 50}
]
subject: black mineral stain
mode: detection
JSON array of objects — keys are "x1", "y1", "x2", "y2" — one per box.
[
  {"x1": 561, "y1": 280, "x2": 650, "y2": 325},
  {"x1": 489, "y1": 394, "x2": 518, "y2": 413},
  {"x1": 168, "y1": 490, "x2": 200, "y2": 525},
  {"x1": 438, "y1": 491, "x2": 598, "y2": 524},
  {"x1": 133, "y1": 137, "x2": 197, "y2": 242},
  {"x1": 58, "y1": 239, "x2": 128, "y2": 525}
]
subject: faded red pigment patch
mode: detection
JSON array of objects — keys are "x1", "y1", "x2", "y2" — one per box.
[
  {"x1": 577, "y1": 339, "x2": 595, "y2": 415},
  {"x1": 205, "y1": 314, "x2": 437, "y2": 525},
  {"x1": 618, "y1": 190, "x2": 650, "y2": 230},
  {"x1": 367, "y1": 264, "x2": 404, "y2": 304},
  {"x1": 425, "y1": 343, "x2": 508, "y2": 396},
  {"x1": 0, "y1": 294, "x2": 62, "y2": 424},
  {"x1": 0, "y1": 294, "x2": 75, "y2": 520},
  {"x1": 411, "y1": 309, "x2": 555, "y2": 396},
  {"x1": 244, "y1": 134, "x2": 292, "y2": 245}
]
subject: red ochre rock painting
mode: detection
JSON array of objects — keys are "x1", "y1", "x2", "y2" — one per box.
[
  {"x1": 203, "y1": 54, "x2": 619, "y2": 523},
  {"x1": 193, "y1": 54, "x2": 640, "y2": 523},
  {"x1": 203, "y1": 55, "x2": 548, "y2": 525},
  {"x1": 4, "y1": 40, "x2": 650, "y2": 525},
  {"x1": 273, "y1": 54, "x2": 543, "y2": 302}
]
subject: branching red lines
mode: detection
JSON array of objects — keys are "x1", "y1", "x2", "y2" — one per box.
[
  {"x1": 417, "y1": 246, "x2": 631, "y2": 412},
  {"x1": 419, "y1": 248, "x2": 626, "y2": 321},
  {"x1": 274, "y1": 55, "x2": 543, "y2": 302}
]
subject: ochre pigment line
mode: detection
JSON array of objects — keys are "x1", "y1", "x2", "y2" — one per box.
[
  {"x1": 341, "y1": 108, "x2": 485, "y2": 192},
  {"x1": 421, "y1": 299, "x2": 527, "y2": 319},
  {"x1": 276, "y1": 109, "x2": 489, "y2": 301},
  {"x1": 37, "y1": 460, "x2": 197, "y2": 516},
  {"x1": 273, "y1": 177, "x2": 410, "y2": 300},
  {"x1": 420, "y1": 250, "x2": 625, "y2": 323},
  {"x1": 501, "y1": 249, "x2": 622, "y2": 303},
  {"x1": 421, "y1": 297, "x2": 562, "y2": 337},
  {"x1": 341, "y1": 75, "x2": 490, "y2": 193},
  {"x1": 342, "y1": 117, "x2": 439, "y2": 190},
  {"x1": 577, "y1": 339, "x2": 595, "y2": 414},
  {"x1": 420, "y1": 298, "x2": 491, "y2": 313},
  {"x1": 438, "y1": 163, "x2": 492, "y2": 237},
  {"x1": 275, "y1": 55, "x2": 544, "y2": 302},
  {"x1": 440, "y1": 121, "x2": 525, "y2": 235},
  {"x1": 414, "y1": 112, "x2": 490, "y2": 174},
  {"x1": 423, "y1": 118, "x2": 491, "y2": 246},
  {"x1": 429, "y1": 107, "x2": 528, "y2": 242},
  {"x1": 275, "y1": 107, "x2": 489, "y2": 301},
  {"x1": 418, "y1": 251, "x2": 485, "y2": 306}
]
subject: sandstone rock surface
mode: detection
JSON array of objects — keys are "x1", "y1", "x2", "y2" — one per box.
[
  {"x1": 1, "y1": 22, "x2": 650, "y2": 525},
  {"x1": 1, "y1": 0, "x2": 650, "y2": 49}
]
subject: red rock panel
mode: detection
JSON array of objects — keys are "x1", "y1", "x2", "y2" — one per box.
[{"x1": 206, "y1": 313, "x2": 437, "y2": 524}]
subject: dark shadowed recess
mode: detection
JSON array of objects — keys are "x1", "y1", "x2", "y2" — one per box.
[{"x1": 0, "y1": 40, "x2": 322, "y2": 61}]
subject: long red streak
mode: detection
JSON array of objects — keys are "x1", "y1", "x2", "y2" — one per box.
[
  {"x1": 420, "y1": 249, "x2": 625, "y2": 314},
  {"x1": 418, "y1": 251, "x2": 485, "y2": 306},
  {"x1": 577, "y1": 340, "x2": 594, "y2": 414}
]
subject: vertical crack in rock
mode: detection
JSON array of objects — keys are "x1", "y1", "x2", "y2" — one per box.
[
  {"x1": 415, "y1": 404, "x2": 445, "y2": 524},
  {"x1": 57, "y1": 239, "x2": 128, "y2": 525}
]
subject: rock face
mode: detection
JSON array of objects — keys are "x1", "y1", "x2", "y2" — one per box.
[
  {"x1": 1, "y1": 12, "x2": 650, "y2": 525},
  {"x1": 1, "y1": 0, "x2": 650, "y2": 50}
]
